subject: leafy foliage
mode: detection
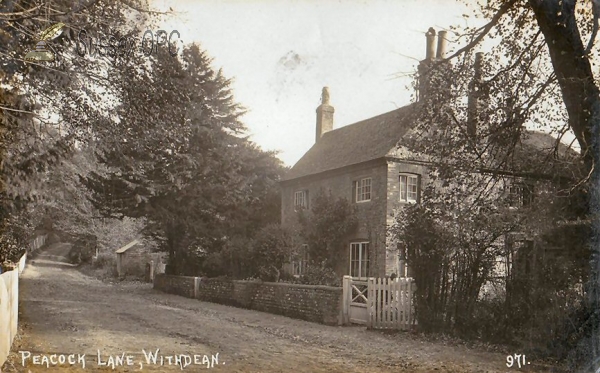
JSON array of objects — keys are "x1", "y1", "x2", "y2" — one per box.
[
  {"x1": 282, "y1": 264, "x2": 340, "y2": 287},
  {"x1": 82, "y1": 43, "x2": 284, "y2": 275},
  {"x1": 244, "y1": 224, "x2": 293, "y2": 282},
  {"x1": 0, "y1": 0, "x2": 153, "y2": 262},
  {"x1": 295, "y1": 188, "x2": 358, "y2": 270},
  {"x1": 400, "y1": 1, "x2": 597, "y2": 365}
]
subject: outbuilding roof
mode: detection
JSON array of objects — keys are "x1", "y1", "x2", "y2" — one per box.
[{"x1": 115, "y1": 239, "x2": 142, "y2": 254}]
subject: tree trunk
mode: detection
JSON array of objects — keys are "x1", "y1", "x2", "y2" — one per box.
[
  {"x1": 528, "y1": 0, "x2": 597, "y2": 154},
  {"x1": 529, "y1": 0, "x2": 600, "y2": 361}
]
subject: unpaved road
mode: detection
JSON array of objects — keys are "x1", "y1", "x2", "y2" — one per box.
[{"x1": 2, "y1": 258, "x2": 558, "y2": 373}]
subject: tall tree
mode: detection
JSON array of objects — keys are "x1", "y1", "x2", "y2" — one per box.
[
  {"x1": 0, "y1": 0, "x2": 157, "y2": 260},
  {"x1": 84, "y1": 43, "x2": 284, "y2": 275},
  {"x1": 409, "y1": 0, "x2": 600, "y2": 368}
]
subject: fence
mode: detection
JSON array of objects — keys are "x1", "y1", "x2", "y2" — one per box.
[
  {"x1": 368, "y1": 277, "x2": 415, "y2": 330},
  {"x1": 29, "y1": 234, "x2": 47, "y2": 255},
  {"x1": 342, "y1": 276, "x2": 416, "y2": 330},
  {"x1": 0, "y1": 253, "x2": 27, "y2": 368}
]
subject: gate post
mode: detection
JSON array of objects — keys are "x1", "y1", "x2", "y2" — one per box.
[
  {"x1": 367, "y1": 277, "x2": 375, "y2": 329},
  {"x1": 342, "y1": 276, "x2": 351, "y2": 325},
  {"x1": 194, "y1": 277, "x2": 200, "y2": 299}
]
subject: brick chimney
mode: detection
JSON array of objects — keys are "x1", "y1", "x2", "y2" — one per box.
[
  {"x1": 467, "y1": 52, "x2": 484, "y2": 138},
  {"x1": 436, "y1": 30, "x2": 448, "y2": 59},
  {"x1": 417, "y1": 28, "x2": 437, "y2": 101},
  {"x1": 316, "y1": 87, "x2": 334, "y2": 142},
  {"x1": 417, "y1": 28, "x2": 452, "y2": 102}
]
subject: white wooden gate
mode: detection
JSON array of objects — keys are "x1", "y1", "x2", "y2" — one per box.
[
  {"x1": 368, "y1": 277, "x2": 415, "y2": 330},
  {"x1": 343, "y1": 276, "x2": 416, "y2": 329},
  {"x1": 342, "y1": 276, "x2": 369, "y2": 324}
]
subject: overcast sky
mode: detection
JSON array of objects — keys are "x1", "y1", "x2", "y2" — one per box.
[{"x1": 148, "y1": 0, "x2": 484, "y2": 166}]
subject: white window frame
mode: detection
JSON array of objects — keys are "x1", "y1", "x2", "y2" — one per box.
[
  {"x1": 292, "y1": 244, "x2": 309, "y2": 276},
  {"x1": 294, "y1": 190, "x2": 308, "y2": 209},
  {"x1": 349, "y1": 242, "x2": 369, "y2": 279},
  {"x1": 508, "y1": 182, "x2": 533, "y2": 208},
  {"x1": 355, "y1": 178, "x2": 372, "y2": 203},
  {"x1": 399, "y1": 174, "x2": 419, "y2": 203}
]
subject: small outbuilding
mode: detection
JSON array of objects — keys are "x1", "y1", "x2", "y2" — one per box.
[
  {"x1": 115, "y1": 239, "x2": 167, "y2": 281},
  {"x1": 115, "y1": 239, "x2": 147, "y2": 278}
]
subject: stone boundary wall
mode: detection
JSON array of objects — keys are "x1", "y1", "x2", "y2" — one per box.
[{"x1": 154, "y1": 275, "x2": 343, "y2": 325}]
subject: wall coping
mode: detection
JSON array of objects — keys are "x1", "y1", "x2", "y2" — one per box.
[
  {"x1": 225, "y1": 280, "x2": 342, "y2": 292},
  {"x1": 155, "y1": 274, "x2": 196, "y2": 280},
  {"x1": 155, "y1": 274, "x2": 342, "y2": 291}
]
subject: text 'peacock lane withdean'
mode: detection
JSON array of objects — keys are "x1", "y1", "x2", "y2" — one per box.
[{"x1": 19, "y1": 349, "x2": 222, "y2": 370}]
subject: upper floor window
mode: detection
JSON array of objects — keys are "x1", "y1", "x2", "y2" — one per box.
[
  {"x1": 509, "y1": 182, "x2": 533, "y2": 208},
  {"x1": 355, "y1": 178, "x2": 372, "y2": 203},
  {"x1": 399, "y1": 174, "x2": 419, "y2": 203},
  {"x1": 294, "y1": 190, "x2": 308, "y2": 210}
]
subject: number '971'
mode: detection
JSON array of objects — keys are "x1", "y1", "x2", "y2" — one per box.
[{"x1": 506, "y1": 354, "x2": 528, "y2": 368}]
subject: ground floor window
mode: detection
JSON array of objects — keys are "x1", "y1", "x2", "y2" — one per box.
[
  {"x1": 292, "y1": 244, "x2": 309, "y2": 276},
  {"x1": 350, "y1": 242, "x2": 369, "y2": 278},
  {"x1": 397, "y1": 242, "x2": 407, "y2": 278}
]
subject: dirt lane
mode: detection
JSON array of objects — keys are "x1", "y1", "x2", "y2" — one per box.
[{"x1": 1, "y1": 260, "x2": 555, "y2": 373}]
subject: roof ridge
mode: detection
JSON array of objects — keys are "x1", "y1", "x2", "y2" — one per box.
[{"x1": 321, "y1": 104, "x2": 414, "y2": 138}]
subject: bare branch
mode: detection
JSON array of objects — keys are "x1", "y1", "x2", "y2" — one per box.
[
  {"x1": 0, "y1": 4, "x2": 43, "y2": 18},
  {"x1": 487, "y1": 30, "x2": 543, "y2": 83},
  {"x1": 120, "y1": 0, "x2": 171, "y2": 15},
  {"x1": 586, "y1": 0, "x2": 600, "y2": 54},
  {"x1": 443, "y1": 0, "x2": 519, "y2": 62},
  {"x1": 0, "y1": 105, "x2": 34, "y2": 114}
]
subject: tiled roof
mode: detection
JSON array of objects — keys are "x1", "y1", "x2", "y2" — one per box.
[
  {"x1": 283, "y1": 104, "x2": 580, "y2": 182},
  {"x1": 283, "y1": 105, "x2": 416, "y2": 181},
  {"x1": 508, "y1": 131, "x2": 581, "y2": 176}
]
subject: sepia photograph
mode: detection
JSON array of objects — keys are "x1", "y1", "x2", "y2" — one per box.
[{"x1": 0, "y1": 0, "x2": 599, "y2": 372}]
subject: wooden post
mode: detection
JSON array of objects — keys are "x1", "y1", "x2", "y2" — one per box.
[
  {"x1": 367, "y1": 277, "x2": 374, "y2": 329},
  {"x1": 194, "y1": 277, "x2": 200, "y2": 299},
  {"x1": 116, "y1": 254, "x2": 122, "y2": 278},
  {"x1": 407, "y1": 278, "x2": 417, "y2": 330},
  {"x1": 385, "y1": 278, "x2": 394, "y2": 328},
  {"x1": 342, "y1": 276, "x2": 351, "y2": 325}
]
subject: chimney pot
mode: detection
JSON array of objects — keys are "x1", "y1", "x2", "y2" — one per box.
[
  {"x1": 436, "y1": 30, "x2": 447, "y2": 59},
  {"x1": 321, "y1": 86, "x2": 330, "y2": 104},
  {"x1": 426, "y1": 27, "x2": 436, "y2": 60},
  {"x1": 316, "y1": 87, "x2": 334, "y2": 142}
]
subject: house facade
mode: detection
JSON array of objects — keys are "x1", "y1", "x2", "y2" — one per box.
[
  {"x1": 280, "y1": 103, "x2": 430, "y2": 279},
  {"x1": 280, "y1": 28, "x2": 580, "y2": 283}
]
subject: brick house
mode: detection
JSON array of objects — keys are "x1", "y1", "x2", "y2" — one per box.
[{"x1": 280, "y1": 28, "x2": 579, "y2": 282}]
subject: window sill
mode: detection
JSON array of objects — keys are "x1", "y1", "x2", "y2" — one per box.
[{"x1": 356, "y1": 199, "x2": 371, "y2": 204}]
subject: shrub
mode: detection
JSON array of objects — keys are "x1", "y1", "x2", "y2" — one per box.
[
  {"x1": 201, "y1": 251, "x2": 226, "y2": 278},
  {"x1": 279, "y1": 263, "x2": 340, "y2": 287},
  {"x1": 296, "y1": 189, "x2": 358, "y2": 269},
  {"x1": 88, "y1": 252, "x2": 118, "y2": 279},
  {"x1": 92, "y1": 252, "x2": 116, "y2": 269},
  {"x1": 299, "y1": 264, "x2": 340, "y2": 286},
  {"x1": 246, "y1": 224, "x2": 293, "y2": 281}
]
